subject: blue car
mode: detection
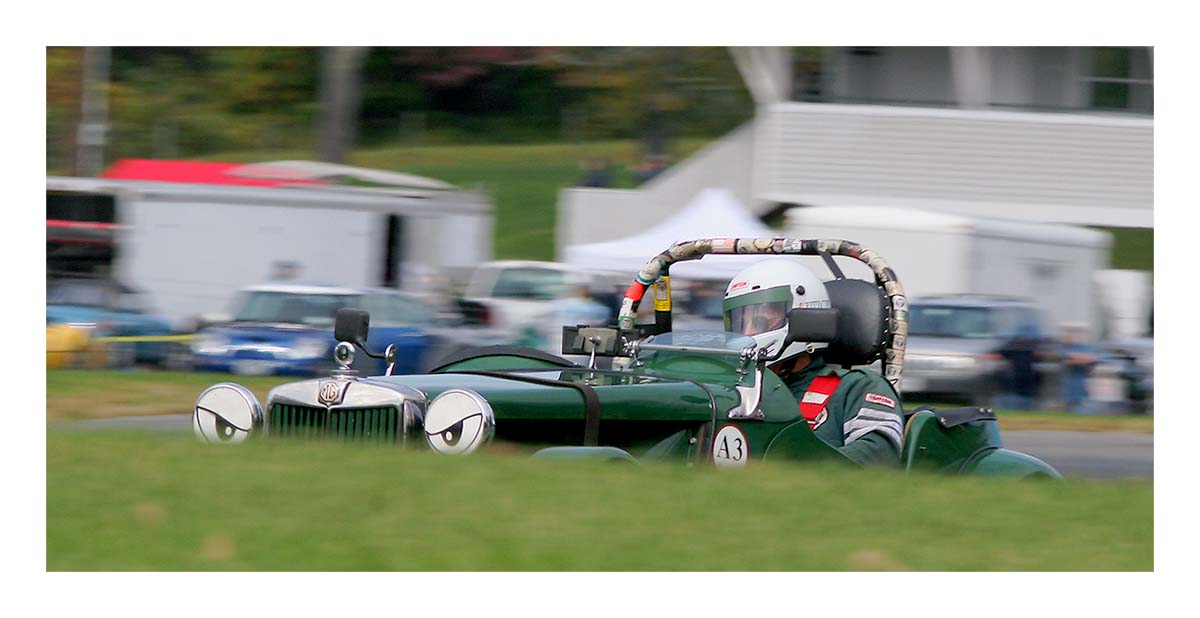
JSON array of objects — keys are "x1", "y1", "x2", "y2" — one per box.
[
  {"x1": 191, "y1": 284, "x2": 449, "y2": 377},
  {"x1": 46, "y1": 278, "x2": 174, "y2": 366}
]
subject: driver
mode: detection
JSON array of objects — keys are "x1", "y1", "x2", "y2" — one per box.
[{"x1": 723, "y1": 259, "x2": 904, "y2": 467}]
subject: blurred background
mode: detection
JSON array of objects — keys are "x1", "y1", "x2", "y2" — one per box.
[{"x1": 44, "y1": 46, "x2": 1153, "y2": 415}]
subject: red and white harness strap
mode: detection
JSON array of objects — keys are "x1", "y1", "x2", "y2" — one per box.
[{"x1": 798, "y1": 373, "x2": 841, "y2": 430}]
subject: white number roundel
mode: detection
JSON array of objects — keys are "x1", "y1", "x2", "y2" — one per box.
[{"x1": 712, "y1": 424, "x2": 748, "y2": 467}]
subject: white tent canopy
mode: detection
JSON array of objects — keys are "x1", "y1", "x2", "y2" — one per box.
[{"x1": 563, "y1": 188, "x2": 774, "y2": 281}]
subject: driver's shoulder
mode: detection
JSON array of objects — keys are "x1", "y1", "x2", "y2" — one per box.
[{"x1": 831, "y1": 368, "x2": 903, "y2": 408}]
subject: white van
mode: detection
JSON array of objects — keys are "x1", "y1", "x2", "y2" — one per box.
[{"x1": 462, "y1": 260, "x2": 629, "y2": 343}]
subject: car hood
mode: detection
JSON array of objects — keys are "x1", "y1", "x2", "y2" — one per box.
[
  {"x1": 47, "y1": 304, "x2": 171, "y2": 333},
  {"x1": 47, "y1": 304, "x2": 104, "y2": 325},
  {"x1": 368, "y1": 369, "x2": 724, "y2": 424},
  {"x1": 904, "y1": 335, "x2": 1002, "y2": 357}
]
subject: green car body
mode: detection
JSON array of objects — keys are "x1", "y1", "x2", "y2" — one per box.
[
  {"x1": 195, "y1": 332, "x2": 1058, "y2": 479},
  {"x1": 194, "y1": 236, "x2": 1061, "y2": 479}
]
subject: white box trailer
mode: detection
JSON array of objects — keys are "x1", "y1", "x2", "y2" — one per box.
[
  {"x1": 47, "y1": 175, "x2": 493, "y2": 330},
  {"x1": 784, "y1": 206, "x2": 1112, "y2": 335}
]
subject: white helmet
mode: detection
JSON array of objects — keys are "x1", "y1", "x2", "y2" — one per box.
[{"x1": 723, "y1": 259, "x2": 831, "y2": 363}]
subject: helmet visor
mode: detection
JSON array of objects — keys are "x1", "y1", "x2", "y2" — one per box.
[
  {"x1": 723, "y1": 286, "x2": 795, "y2": 336},
  {"x1": 725, "y1": 302, "x2": 790, "y2": 336}
]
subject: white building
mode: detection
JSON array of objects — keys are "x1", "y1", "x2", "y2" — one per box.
[{"x1": 557, "y1": 46, "x2": 1153, "y2": 251}]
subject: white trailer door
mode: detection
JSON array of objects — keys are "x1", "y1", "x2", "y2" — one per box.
[{"x1": 119, "y1": 199, "x2": 380, "y2": 329}]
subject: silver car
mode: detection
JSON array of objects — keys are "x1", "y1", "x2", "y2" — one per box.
[{"x1": 901, "y1": 296, "x2": 1055, "y2": 406}]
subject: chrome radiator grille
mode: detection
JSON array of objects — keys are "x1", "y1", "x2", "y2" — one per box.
[{"x1": 268, "y1": 403, "x2": 400, "y2": 443}]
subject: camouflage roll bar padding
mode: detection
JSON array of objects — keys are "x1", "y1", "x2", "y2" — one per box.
[{"x1": 618, "y1": 237, "x2": 908, "y2": 392}]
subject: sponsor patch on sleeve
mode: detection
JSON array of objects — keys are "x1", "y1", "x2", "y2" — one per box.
[
  {"x1": 864, "y1": 393, "x2": 897, "y2": 409},
  {"x1": 801, "y1": 391, "x2": 829, "y2": 405}
]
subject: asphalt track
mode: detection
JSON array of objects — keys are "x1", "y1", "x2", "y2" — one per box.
[{"x1": 58, "y1": 414, "x2": 1153, "y2": 479}]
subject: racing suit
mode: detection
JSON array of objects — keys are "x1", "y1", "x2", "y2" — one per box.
[{"x1": 779, "y1": 355, "x2": 905, "y2": 467}]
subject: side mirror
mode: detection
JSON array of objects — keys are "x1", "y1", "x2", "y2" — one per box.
[
  {"x1": 787, "y1": 307, "x2": 839, "y2": 345},
  {"x1": 335, "y1": 308, "x2": 370, "y2": 347},
  {"x1": 561, "y1": 325, "x2": 626, "y2": 356}
]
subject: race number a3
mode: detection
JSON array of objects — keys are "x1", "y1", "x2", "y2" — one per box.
[{"x1": 712, "y1": 424, "x2": 748, "y2": 467}]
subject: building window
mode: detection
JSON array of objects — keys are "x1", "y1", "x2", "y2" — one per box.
[{"x1": 1086, "y1": 47, "x2": 1153, "y2": 113}]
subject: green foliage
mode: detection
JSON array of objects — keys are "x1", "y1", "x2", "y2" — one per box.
[
  {"x1": 101, "y1": 48, "x2": 319, "y2": 159},
  {"x1": 46, "y1": 430, "x2": 1152, "y2": 570},
  {"x1": 1094, "y1": 226, "x2": 1154, "y2": 272},
  {"x1": 45, "y1": 46, "x2": 751, "y2": 174},
  {"x1": 552, "y1": 47, "x2": 753, "y2": 144}
]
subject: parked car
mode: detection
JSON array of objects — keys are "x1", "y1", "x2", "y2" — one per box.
[
  {"x1": 46, "y1": 278, "x2": 174, "y2": 367},
  {"x1": 191, "y1": 283, "x2": 502, "y2": 377},
  {"x1": 461, "y1": 260, "x2": 626, "y2": 337},
  {"x1": 1097, "y1": 337, "x2": 1153, "y2": 414},
  {"x1": 46, "y1": 317, "x2": 103, "y2": 369},
  {"x1": 902, "y1": 295, "x2": 1056, "y2": 406}
]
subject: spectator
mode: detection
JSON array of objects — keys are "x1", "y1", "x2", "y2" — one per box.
[
  {"x1": 1059, "y1": 323, "x2": 1099, "y2": 413},
  {"x1": 632, "y1": 154, "x2": 669, "y2": 185},
  {"x1": 576, "y1": 157, "x2": 612, "y2": 188},
  {"x1": 592, "y1": 285, "x2": 623, "y2": 325},
  {"x1": 996, "y1": 323, "x2": 1040, "y2": 410}
]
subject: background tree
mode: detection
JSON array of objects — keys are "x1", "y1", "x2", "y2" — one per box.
[
  {"x1": 316, "y1": 47, "x2": 368, "y2": 163},
  {"x1": 45, "y1": 46, "x2": 752, "y2": 174}
]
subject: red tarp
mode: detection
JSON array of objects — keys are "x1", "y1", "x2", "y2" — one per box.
[{"x1": 100, "y1": 159, "x2": 323, "y2": 187}]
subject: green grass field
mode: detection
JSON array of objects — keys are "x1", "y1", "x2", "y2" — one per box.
[
  {"x1": 46, "y1": 430, "x2": 1152, "y2": 571},
  {"x1": 46, "y1": 369, "x2": 294, "y2": 422}
]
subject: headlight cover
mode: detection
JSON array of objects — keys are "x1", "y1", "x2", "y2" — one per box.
[
  {"x1": 194, "y1": 383, "x2": 263, "y2": 444},
  {"x1": 424, "y1": 389, "x2": 496, "y2": 455}
]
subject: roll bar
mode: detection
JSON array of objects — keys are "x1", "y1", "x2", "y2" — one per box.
[{"x1": 616, "y1": 237, "x2": 909, "y2": 392}]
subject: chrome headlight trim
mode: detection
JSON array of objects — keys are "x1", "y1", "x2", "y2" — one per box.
[
  {"x1": 423, "y1": 388, "x2": 496, "y2": 455},
  {"x1": 194, "y1": 382, "x2": 264, "y2": 444}
]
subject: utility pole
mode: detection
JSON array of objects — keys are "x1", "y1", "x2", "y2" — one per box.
[
  {"x1": 76, "y1": 46, "x2": 111, "y2": 177},
  {"x1": 316, "y1": 46, "x2": 368, "y2": 163}
]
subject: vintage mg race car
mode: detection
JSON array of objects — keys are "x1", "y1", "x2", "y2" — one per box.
[{"x1": 193, "y1": 237, "x2": 1061, "y2": 478}]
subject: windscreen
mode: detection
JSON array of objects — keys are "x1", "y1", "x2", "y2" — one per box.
[
  {"x1": 490, "y1": 268, "x2": 566, "y2": 301},
  {"x1": 47, "y1": 281, "x2": 108, "y2": 307},
  {"x1": 908, "y1": 305, "x2": 996, "y2": 339},
  {"x1": 233, "y1": 292, "x2": 358, "y2": 327},
  {"x1": 361, "y1": 294, "x2": 434, "y2": 326},
  {"x1": 651, "y1": 330, "x2": 758, "y2": 350}
]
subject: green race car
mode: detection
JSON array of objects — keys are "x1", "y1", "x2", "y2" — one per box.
[{"x1": 193, "y1": 237, "x2": 1060, "y2": 478}]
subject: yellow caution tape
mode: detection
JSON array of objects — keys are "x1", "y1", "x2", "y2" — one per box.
[{"x1": 95, "y1": 334, "x2": 197, "y2": 343}]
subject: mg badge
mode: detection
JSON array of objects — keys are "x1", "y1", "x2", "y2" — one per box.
[{"x1": 318, "y1": 380, "x2": 348, "y2": 407}]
